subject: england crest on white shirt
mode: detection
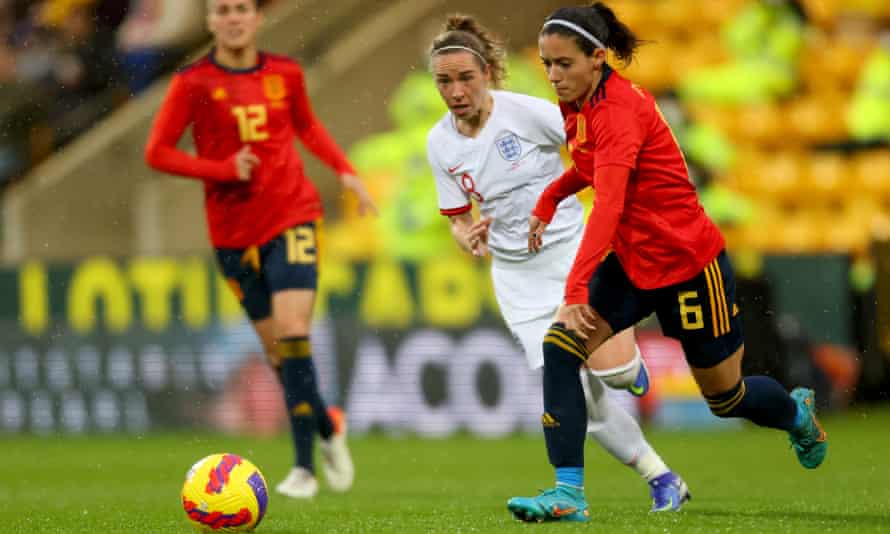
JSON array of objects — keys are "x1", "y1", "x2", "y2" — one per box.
[{"x1": 495, "y1": 133, "x2": 522, "y2": 162}]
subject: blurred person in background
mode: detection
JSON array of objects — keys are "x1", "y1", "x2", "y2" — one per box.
[
  {"x1": 117, "y1": 0, "x2": 206, "y2": 94},
  {"x1": 508, "y1": 2, "x2": 828, "y2": 522},
  {"x1": 37, "y1": 0, "x2": 120, "y2": 144},
  {"x1": 145, "y1": 0, "x2": 376, "y2": 500},
  {"x1": 426, "y1": 13, "x2": 687, "y2": 515}
]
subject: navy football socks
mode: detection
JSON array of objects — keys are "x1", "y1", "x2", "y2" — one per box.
[
  {"x1": 705, "y1": 376, "x2": 797, "y2": 431},
  {"x1": 277, "y1": 336, "x2": 334, "y2": 473},
  {"x1": 542, "y1": 324, "x2": 588, "y2": 484}
]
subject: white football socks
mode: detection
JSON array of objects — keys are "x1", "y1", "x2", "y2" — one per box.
[
  {"x1": 580, "y1": 369, "x2": 669, "y2": 482},
  {"x1": 591, "y1": 344, "x2": 642, "y2": 390}
]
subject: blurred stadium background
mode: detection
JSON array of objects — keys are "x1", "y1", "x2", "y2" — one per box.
[{"x1": 1, "y1": 0, "x2": 890, "y2": 532}]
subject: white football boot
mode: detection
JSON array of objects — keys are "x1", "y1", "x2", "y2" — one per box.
[
  {"x1": 275, "y1": 466, "x2": 318, "y2": 499},
  {"x1": 320, "y1": 406, "x2": 354, "y2": 492}
]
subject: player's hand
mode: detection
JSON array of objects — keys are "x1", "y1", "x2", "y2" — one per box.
[
  {"x1": 340, "y1": 174, "x2": 379, "y2": 216},
  {"x1": 234, "y1": 145, "x2": 260, "y2": 181},
  {"x1": 466, "y1": 216, "x2": 492, "y2": 257},
  {"x1": 528, "y1": 215, "x2": 548, "y2": 253},
  {"x1": 561, "y1": 303, "x2": 598, "y2": 341}
]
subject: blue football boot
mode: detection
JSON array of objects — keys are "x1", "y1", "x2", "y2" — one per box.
[
  {"x1": 507, "y1": 484, "x2": 591, "y2": 523},
  {"x1": 648, "y1": 471, "x2": 691, "y2": 512},
  {"x1": 788, "y1": 388, "x2": 828, "y2": 469}
]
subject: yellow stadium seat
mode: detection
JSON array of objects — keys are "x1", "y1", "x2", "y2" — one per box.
[
  {"x1": 654, "y1": 0, "x2": 699, "y2": 34},
  {"x1": 734, "y1": 104, "x2": 787, "y2": 146},
  {"x1": 753, "y1": 152, "x2": 804, "y2": 200},
  {"x1": 609, "y1": 1, "x2": 661, "y2": 38},
  {"x1": 853, "y1": 150, "x2": 890, "y2": 196},
  {"x1": 700, "y1": 0, "x2": 748, "y2": 28},
  {"x1": 802, "y1": 153, "x2": 846, "y2": 200},
  {"x1": 774, "y1": 213, "x2": 825, "y2": 253},
  {"x1": 686, "y1": 104, "x2": 738, "y2": 139},
  {"x1": 785, "y1": 92, "x2": 849, "y2": 144},
  {"x1": 620, "y1": 37, "x2": 675, "y2": 92},
  {"x1": 800, "y1": 0, "x2": 841, "y2": 27}
]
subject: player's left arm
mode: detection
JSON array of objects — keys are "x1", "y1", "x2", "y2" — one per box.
[{"x1": 289, "y1": 64, "x2": 377, "y2": 215}]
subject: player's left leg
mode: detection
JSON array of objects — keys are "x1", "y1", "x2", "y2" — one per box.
[
  {"x1": 266, "y1": 222, "x2": 354, "y2": 497},
  {"x1": 581, "y1": 371, "x2": 690, "y2": 511},
  {"x1": 657, "y1": 251, "x2": 827, "y2": 469}
]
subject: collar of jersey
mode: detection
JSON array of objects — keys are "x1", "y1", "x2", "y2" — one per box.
[
  {"x1": 209, "y1": 48, "x2": 267, "y2": 74},
  {"x1": 575, "y1": 63, "x2": 612, "y2": 112}
]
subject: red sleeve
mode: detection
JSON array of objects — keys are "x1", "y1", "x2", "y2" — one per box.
[
  {"x1": 144, "y1": 75, "x2": 238, "y2": 182},
  {"x1": 532, "y1": 165, "x2": 591, "y2": 223},
  {"x1": 564, "y1": 165, "x2": 629, "y2": 305},
  {"x1": 290, "y1": 66, "x2": 356, "y2": 176},
  {"x1": 592, "y1": 102, "x2": 643, "y2": 170}
]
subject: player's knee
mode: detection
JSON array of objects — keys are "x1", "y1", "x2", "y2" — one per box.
[
  {"x1": 704, "y1": 380, "x2": 746, "y2": 418},
  {"x1": 543, "y1": 323, "x2": 588, "y2": 365},
  {"x1": 275, "y1": 336, "x2": 312, "y2": 360}
]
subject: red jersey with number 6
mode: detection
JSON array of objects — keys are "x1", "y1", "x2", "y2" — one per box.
[{"x1": 145, "y1": 51, "x2": 355, "y2": 248}]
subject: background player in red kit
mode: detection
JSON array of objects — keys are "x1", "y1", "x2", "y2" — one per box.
[
  {"x1": 507, "y1": 2, "x2": 828, "y2": 523},
  {"x1": 145, "y1": 0, "x2": 376, "y2": 499}
]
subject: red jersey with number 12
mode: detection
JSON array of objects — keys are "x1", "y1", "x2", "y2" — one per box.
[
  {"x1": 146, "y1": 51, "x2": 355, "y2": 248},
  {"x1": 551, "y1": 67, "x2": 724, "y2": 304}
]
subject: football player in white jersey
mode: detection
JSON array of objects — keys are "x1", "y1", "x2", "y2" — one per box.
[{"x1": 425, "y1": 14, "x2": 688, "y2": 512}]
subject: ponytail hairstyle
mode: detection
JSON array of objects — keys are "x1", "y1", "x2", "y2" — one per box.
[
  {"x1": 429, "y1": 14, "x2": 507, "y2": 89},
  {"x1": 541, "y1": 2, "x2": 641, "y2": 66}
]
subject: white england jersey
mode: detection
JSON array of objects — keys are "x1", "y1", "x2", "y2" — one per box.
[{"x1": 427, "y1": 90, "x2": 584, "y2": 262}]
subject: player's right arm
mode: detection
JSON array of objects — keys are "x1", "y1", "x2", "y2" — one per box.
[
  {"x1": 449, "y1": 212, "x2": 492, "y2": 257},
  {"x1": 427, "y1": 129, "x2": 489, "y2": 256},
  {"x1": 145, "y1": 74, "x2": 255, "y2": 181}
]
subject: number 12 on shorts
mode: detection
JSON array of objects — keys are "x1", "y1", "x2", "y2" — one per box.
[{"x1": 285, "y1": 226, "x2": 316, "y2": 264}]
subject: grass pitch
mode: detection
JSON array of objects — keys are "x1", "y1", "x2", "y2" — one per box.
[{"x1": 2, "y1": 408, "x2": 889, "y2": 533}]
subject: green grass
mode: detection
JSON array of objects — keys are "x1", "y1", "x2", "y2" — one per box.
[{"x1": 2, "y1": 408, "x2": 889, "y2": 533}]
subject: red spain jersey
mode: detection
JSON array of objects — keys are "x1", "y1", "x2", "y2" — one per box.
[
  {"x1": 534, "y1": 66, "x2": 724, "y2": 305},
  {"x1": 146, "y1": 51, "x2": 355, "y2": 248}
]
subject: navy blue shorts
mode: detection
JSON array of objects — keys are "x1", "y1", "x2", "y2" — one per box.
[
  {"x1": 215, "y1": 221, "x2": 319, "y2": 321},
  {"x1": 589, "y1": 250, "x2": 744, "y2": 369}
]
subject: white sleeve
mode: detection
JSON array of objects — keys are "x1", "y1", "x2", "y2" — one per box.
[{"x1": 427, "y1": 131, "x2": 471, "y2": 216}]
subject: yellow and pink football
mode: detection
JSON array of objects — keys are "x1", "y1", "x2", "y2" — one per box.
[{"x1": 181, "y1": 453, "x2": 269, "y2": 532}]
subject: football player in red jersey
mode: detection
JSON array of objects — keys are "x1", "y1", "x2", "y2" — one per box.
[
  {"x1": 508, "y1": 2, "x2": 827, "y2": 523},
  {"x1": 145, "y1": 0, "x2": 375, "y2": 499}
]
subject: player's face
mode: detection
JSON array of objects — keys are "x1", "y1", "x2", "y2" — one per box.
[
  {"x1": 208, "y1": 0, "x2": 261, "y2": 51},
  {"x1": 539, "y1": 33, "x2": 604, "y2": 103},
  {"x1": 432, "y1": 52, "x2": 491, "y2": 121}
]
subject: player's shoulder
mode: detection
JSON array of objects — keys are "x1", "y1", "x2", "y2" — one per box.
[
  {"x1": 262, "y1": 51, "x2": 303, "y2": 71},
  {"x1": 261, "y1": 52, "x2": 308, "y2": 81},
  {"x1": 599, "y1": 67, "x2": 653, "y2": 108},
  {"x1": 427, "y1": 113, "x2": 455, "y2": 145},
  {"x1": 175, "y1": 55, "x2": 214, "y2": 79}
]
